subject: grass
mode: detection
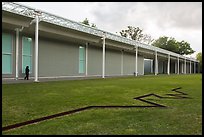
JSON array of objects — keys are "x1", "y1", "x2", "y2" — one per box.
[{"x1": 2, "y1": 74, "x2": 202, "y2": 135}]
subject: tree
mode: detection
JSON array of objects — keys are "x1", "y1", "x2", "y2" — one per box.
[
  {"x1": 152, "y1": 36, "x2": 195, "y2": 55},
  {"x1": 81, "y1": 18, "x2": 97, "y2": 28},
  {"x1": 119, "y1": 26, "x2": 153, "y2": 44},
  {"x1": 196, "y1": 52, "x2": 202, "y2": 73},
  {"x1": 152, "y1": 36, "x2": 178, "y2": 53},
  {"x1": 81, "y1": 18, "x2": 90, "y2": 26},
  {"x1": 91, "y1": 23, "x2": 97, "y2": 28},
  {"x1": 177, "y1": 40, "x2": 195, "y2": 55}
]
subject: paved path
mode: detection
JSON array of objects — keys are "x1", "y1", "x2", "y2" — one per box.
[
  {"x1": 2, "y1": 76, "x2": 100, "y2": 84},
  {"x1": 2, "y1": 75, "x2": 136, "y2": 84}
]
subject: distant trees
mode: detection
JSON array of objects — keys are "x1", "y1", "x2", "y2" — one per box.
[
  {"x1": 81, "y1": 18, "x2": 97, "y2": 28},
  {"x1": 119, "y1": 26, "x2": 154, "y2": 44},
  {"x1": 152, "y1": 36, "x2": 195, "y2": 55},
  {"x1": 118, "y1": 25, "x2": 195, "y2": 55}
]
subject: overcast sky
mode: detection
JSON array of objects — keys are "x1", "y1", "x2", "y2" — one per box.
[{"x1": 17, "y1": 2, "x2": 202, "y2": 58}]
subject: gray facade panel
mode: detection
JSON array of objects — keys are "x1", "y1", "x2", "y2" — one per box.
[
  {"x1": 105, "y1": 49, "x2": 121, "y2": 76},
  {"x1": 158, "y1": 61, "x2": 163, "y2": 73},
  {"x1": 87, "y1": 45, "x2": 102, "y2": 76},
  {"x1": 158, "y1": 61, "x2": 168, "y2": 74},
  {"x1": 38, "y1": 38, "x2": 79, "y2": 77},
  {"x1": 123, "y1": 52, "x2": 135, "y2": 75},
  {"x1": 186, "y1": 63, "x2": 190, "y2": 73},
  {"x1": 163, "y1": 62, "x2": 167, "y2": 74}
]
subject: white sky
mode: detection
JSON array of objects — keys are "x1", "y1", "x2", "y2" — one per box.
[{"x1": 17, "y1": 2, "x2": 202, "y2": 58}]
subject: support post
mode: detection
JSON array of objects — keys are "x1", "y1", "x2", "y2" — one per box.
[
  {"x1": 135, "y1": 46, "x2": 138, "y2": 76},
  {"x1": 177, "y1": 56, "x2": 179, "y2": 74},
  {"x1": 155, "y1": 50, "x2": 158, "y2": 75},
  {"x1": 167, "y1": 54, "x2": 170, "y2": 75},
  {"x1": 189, "y1": 60, "x2": 191, "y2": 74},
  {"x1": 102, "y1": 33, "x2": 106, "y2": 78},
  {"x1": 34, "y1": 15, "x2": 39, "y2": 82},
  {"x1": 15, "y1": 28, "x2": 19, "y2": 80},
  {"x1": 194, "y1": 62, "x2": 196, "y2": 73},
  {"x1": 175, "y1": 62, "x2": 177, "y2": 74},
  {"x1": 85, "y1": 42, "x2": 88, "y2": 76},
  {"x1": 184, "y1": 57, "x2": 186, "y2": 74},
  {"x1": 121, "y1": 50, "x2": 123, "y2": 76}
]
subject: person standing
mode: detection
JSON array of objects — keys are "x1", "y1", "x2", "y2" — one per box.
[{"x1": 24, "y1": 66, "x2": 30, "y2": 80}]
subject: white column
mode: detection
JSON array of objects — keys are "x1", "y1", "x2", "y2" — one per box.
[
  {"x1": 121, "y1": 50, "x2": 123, "y2": 76},
  {"x1": 184, "y1": 57, "x2": 186, "y2": 74},
  {"x1": 177, "y1": 56, "x2": 179, "y2": 74},
  {"x1": 190, "y1": 60, "x2": 191, "y2": 74},
  {"x1": 34, "y1": 15, "x2": 39, "y2": 82},
  {"x1": 167, "y1": 54, "x2": 170, "y2": 75},
  {"x1": 85, "y1": 43, "x2": 88, "y2": 76},
  {"x1": 155, "y1": 51, "x2": 158, "y2": 75},
  {"x1": 135, "y1": 46, "x2": 138, "y2": 76},
  {"x1": 102, "y1": 34, "x2": 106, "y2": 78},
  {"x1": 15, "y1": 28, "x2": 19, "y2": 80}
]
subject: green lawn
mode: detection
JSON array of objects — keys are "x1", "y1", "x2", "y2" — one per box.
[{"x1": 2, "y1": 74, "x2": 202, "y2": 135}]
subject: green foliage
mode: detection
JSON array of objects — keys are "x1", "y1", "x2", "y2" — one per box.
[
  {"x1": 152, "y1": 36, "x2": 195, "y2": 55},
  {"x1": 81, "y1": 18, "x2": 97, "y2": 28},
  {"x1": 119, "y1": 26, "x2": 153, "y2": 44},
  {"x1": 91, "y1": 23, "x2": 96, "y2": 28},
  {"x1": 177, "y1": 40, "x2": 195, "y2": 55},
  {"x1": 81, "y1": 18, "x2": 90, "y2": 26}
]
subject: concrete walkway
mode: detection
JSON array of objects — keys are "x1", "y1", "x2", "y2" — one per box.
[
  {"x1": 2, "y1": 76, "x2": 102, "y2": 84},
  {"x1": 2, "y1": 75, "x2": 136, "y2": 84}
]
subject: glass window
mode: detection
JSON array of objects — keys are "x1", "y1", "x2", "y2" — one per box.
[
  {"x1": 79, "y1": 46, "x2": 85, "y2": 73},
  {"x1": 22, "y1": 37, "x2": 32, "y2": 73},
  {"x1": 2, "y1": 33, "x2": 12, "y2": 74}
]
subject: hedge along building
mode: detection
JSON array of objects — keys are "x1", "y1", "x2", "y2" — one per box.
[{"x1": 2, "y1": 2, "x2": 199, "y2": 82}]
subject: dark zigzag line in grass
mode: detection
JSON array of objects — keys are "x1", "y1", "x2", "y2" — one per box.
[
  {"x1": 2, "y1": 105, "x2": 165, "y2": 131},
  {"x1": 166, "y1": 87, "x2": 192, "y2": 99},
  {"x1": 2, "y1": 87, "x2": 190, "y2": 132}
]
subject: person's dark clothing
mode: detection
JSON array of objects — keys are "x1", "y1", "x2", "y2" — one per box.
[{"x1": 24, "y1": 66, "x2": 29, "y2": 80}]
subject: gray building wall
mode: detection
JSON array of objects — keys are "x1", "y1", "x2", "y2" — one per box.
[
  {"x1": 158, "y1": 61, "x2": 164, "y2": 74},
  {"x1": 38, "y1": 37, "x2": 79, "y2": 77},
  {"x1": 87, "y1": 45, "x2": 102, "y2": 76},
  {"x1": 105, "y1": 49, "x2": 121, "y2": 76},
  {"x1": 123, "y1": 52, "x2": 135, "y2": 75},
  {"x1": 2, "y1": 8, "x2": 199, "y2": 80},
  {"x1": 0, "y1": 29, "x2": 153, "y2": 79},
  {"x1": 170, "y1": 61, "x2": 176, "y2": 74},
  {"x1": 186, "y1": 62, "x2": 190, "y2": 73},
  {"x1": 163, "y1": 62, "x2": 167, "y2": 74}
]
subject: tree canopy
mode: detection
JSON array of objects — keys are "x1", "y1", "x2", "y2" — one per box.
[
  {"x1": 119, "y1": 26, "x2": 154, "y2": 44},
  {"x1": 152, "y1": 36, "x2": 195, "y2": 55}
]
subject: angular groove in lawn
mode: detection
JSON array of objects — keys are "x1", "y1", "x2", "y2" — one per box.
[{"x1": 2, "y1": 87, "x2": 190, "y2": 131}]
